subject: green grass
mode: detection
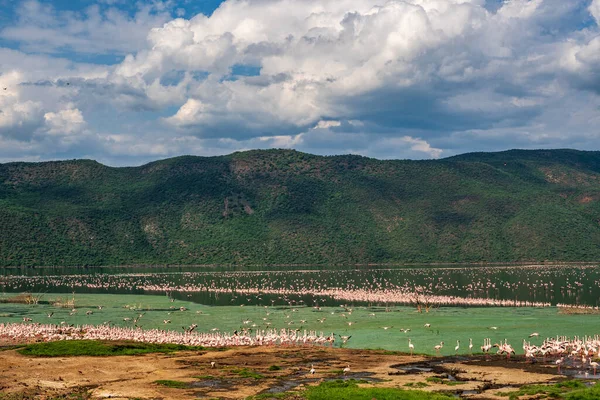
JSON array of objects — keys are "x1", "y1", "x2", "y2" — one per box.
[
  {"x1": 268, "y1": 365, "x2": 282, "y2": 371},
  {"x1": 564, "y1": 383, "x2": 600, "y2": 400},
  {"x1": 303, "y1": 380, "x2": 454, "y2": 400},
  {"x1": 17, "y1": 340, "x2": 205, "y2": 357},
  {"x1": 404, "y1": 382, "x2": 430, "y2": 388},
  {"x1": 154, "y1": 380, "x2": 190, "y2": 389},
  {"x1": 230, "y1": 367, "x2": 264, "y2": 379},
  {"x1": 498, "y1": 380, "x2": 588, "y2": 400}
]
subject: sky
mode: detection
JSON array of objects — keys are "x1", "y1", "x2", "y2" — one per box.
[{"x1": 0, "y1": 0, "x2": 599, "y2": 166}]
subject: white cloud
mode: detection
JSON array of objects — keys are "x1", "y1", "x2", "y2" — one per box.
[
  {"x1": 1, "y1": 0, "x2": 600, "y2": 165},
  {"x1": 590, "y1": 0, "x2": 600, "y2": 25},
  {"x1": 44, "y1": 106, "x2": 86, "y2": 136},
  {"x1": 1, "y1": 0, "x2": 173, "y2": 55}
]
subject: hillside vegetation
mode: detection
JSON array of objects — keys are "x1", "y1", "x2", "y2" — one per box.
[{"x1": 1, "y1": 149, "x2": 600, "y2": 266}]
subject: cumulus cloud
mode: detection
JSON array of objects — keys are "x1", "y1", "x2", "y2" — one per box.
[
  {"x1": 1, "y1": 0, "x2": 173, "y2": 55},
  {"x1": 44, "y1": 106, "x2": 86, "y2": 136},
  {"x1": 591, "y1": 0, "x2": 600, "y2": 25},
  {"x1": 1, "y1": 0, "x2": 600, "y2": 165}
]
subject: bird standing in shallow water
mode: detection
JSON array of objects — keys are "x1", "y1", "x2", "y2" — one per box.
[
  {"x1": 408, "y1": 338, "x2": 414, "y2": 356},
  {"x1": 455, "y1": 340, "x2": 460, "y2": 354}
]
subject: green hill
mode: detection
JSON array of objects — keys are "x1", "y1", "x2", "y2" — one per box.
[{"x1": 1, "y1": 149, "x2": 600, "y2": 266}]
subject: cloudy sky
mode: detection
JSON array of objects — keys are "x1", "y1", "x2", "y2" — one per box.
[{"x1": 0, "y1": 0, "x2": 599, "y2": 165}]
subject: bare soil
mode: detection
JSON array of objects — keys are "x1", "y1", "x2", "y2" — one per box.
[{"x1": 0, "y1": 345, "x2": 573, "y2": 399}]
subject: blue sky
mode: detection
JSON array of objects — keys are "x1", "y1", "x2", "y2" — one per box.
[{"x1": 0, "y1": 0, "x2": 599, "y2": 166}]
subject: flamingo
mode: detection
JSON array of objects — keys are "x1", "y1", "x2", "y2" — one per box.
[
  {"x1": 590, "y1": 361, "x2": 598, "y2": 375},
  {"x1": 310, "y1": 364, "x2": 316, "y2": 375},
  {"x1": 343, "y1": 364, "x2": 351, "y2": 375},
  {"x1": 210, "y1": 361, "x2": 216, "y2": 368},
  {"x1": 408, "y1": 338, "x2": 414, "y2": 356},
  {"x1": 455, "y1": 340, "x2": 460, "y2": 355},
  {"x1": 555, "y1": 357, "x2": 564, "y2": 373},
  {"x1": 434, "y1": 341, "x2": 444, "y2": 355},
  {"x1": 468, "y1": 338, "x2": 473, "y2": 355}
]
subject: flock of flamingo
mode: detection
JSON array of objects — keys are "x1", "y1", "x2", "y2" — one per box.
[
  {"x1": 2, "y1": 321, "x2": 600, "y2": 375},
  {"x1": 2, "y1": 264, "x2": 600, "y2": 377},
  {"x1": 1, "y1": 264, "x2": 598, "y2": 308}
]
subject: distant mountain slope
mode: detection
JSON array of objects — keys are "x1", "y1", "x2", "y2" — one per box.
[{"x1": 1, "y1": 149, "x2": 600, "y2": 266}]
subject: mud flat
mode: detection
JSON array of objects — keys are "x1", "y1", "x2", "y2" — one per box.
[{"x1": 1, "y1": 343, "x2": 590, "y2": 400}]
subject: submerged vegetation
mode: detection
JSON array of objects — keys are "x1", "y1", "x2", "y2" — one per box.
[{"x1": 2, "y1": 149, "x2": 600, "y2": 266}]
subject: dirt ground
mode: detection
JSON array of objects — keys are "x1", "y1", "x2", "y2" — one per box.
[{"x1": 0, "y1": 345, "x2": 574, "y2": 400}]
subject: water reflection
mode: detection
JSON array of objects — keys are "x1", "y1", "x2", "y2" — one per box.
[{"x1": 1, "y1": 265, "x2": 599, "y2": 307}]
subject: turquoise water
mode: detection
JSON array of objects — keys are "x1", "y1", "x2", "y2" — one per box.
[{"x1": 1, "y1": 292, "x2": 599, "y2": 355}]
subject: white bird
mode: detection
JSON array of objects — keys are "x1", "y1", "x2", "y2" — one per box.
[
  {"x1": 210, "y1": 361, "x2": 216, "y2": 368},
  {"x1": 590, "y1": 361, "x2": 599, "y2": 375},
  {"x1": 555, "y1": 357, "x2": 564, "y2": 373},
  {"x1": 468, "y1": 338, "x2": 473, "y2": 354},
  {"x1": 424, "y1": 323, "x2": 431, "y2": 328},
  {"x1": 455, "y1": 340, "x2": 460, "y2": 354},
  {"x1": 310, "y1": 364, "x2": 316, "y2": 375},
  {"x1": 434, "y1": 341, "x2": 444, "y2": 355},
  {"x1": 408, "y1": 338, "x2": 414, "y2": 356},
  {"x1": 528, "y1": 332, "x2": 539, "y2": 338},
  {"x1": 343, "y1": 364, "x2": 351, "y2": 375},
  {"x1": 488, "y1": 326, "x2": 498, "y2": 330}
]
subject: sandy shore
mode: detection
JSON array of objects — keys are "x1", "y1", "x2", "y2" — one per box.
[{"x1": 0, "y1": 345, "x2": 572, "y2": 399}]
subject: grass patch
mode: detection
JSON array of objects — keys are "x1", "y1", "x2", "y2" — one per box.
[
  {"x1": 425, "y1": 376, "x2": 465, "y2": 386},
  {"x1": 269, "y1": 365, "x2": 282, "y2": 371},
  {"x1": 564, "y1": 383, "x2": 600, "y2": 400},
  {"x1": 194, "y1": 375, "x2": 216, "y2": 379},
  {"x1": 498, "y1": 380, "x2": 588, "y2": 400},
  {"x1": 404, "y1": 382, "x2": 430, "y2": 388},
  {"x1": 231, "y1": 367, "x2": 264, "y2": 379},
  {"x1": 154, "y1": 380, "x2": 189, "y2": 389},
  {"x1": 18, "y1": 340, "x2": 205, "y2": 357},
  {"x1": 247, "y1": 393, "x2": 293, "y2": 400},
  {"x1": 0, "y1": 388, "x2": 92, "y2": 399},
  {"x1": 304, "y1": 379, "x2": 454, "y2": 400}
]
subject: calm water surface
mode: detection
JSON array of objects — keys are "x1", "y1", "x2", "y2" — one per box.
[{"x1": 1, "y1": 265, "x2": 599, "y2": 307}]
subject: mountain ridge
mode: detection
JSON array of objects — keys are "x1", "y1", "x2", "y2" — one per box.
[{"x1": 1, "y1": 149, "x2": 600, "y2": 267}]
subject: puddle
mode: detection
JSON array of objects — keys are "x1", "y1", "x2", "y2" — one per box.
[
  {"x1": 190, "y1": 379, "x2": 234, "y2": 390},
  {"x1": 263, "y1": 379, "x2": 313, "y2": 394}
]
